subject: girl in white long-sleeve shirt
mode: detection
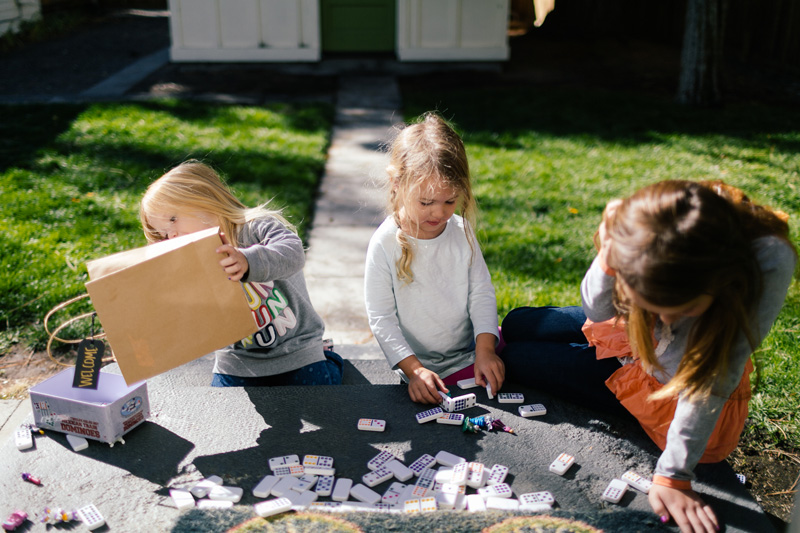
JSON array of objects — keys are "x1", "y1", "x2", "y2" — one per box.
[
  {"x1": 364, "y1": 113, "x2": 504, "y2": 404},
  {"x1": 501, "y1": 180, "x2": 795, "y2": 533}
]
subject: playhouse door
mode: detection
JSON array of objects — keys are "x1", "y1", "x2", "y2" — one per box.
[{"x1": 320, "y1": 0, "x2": 396, "y2": 52}]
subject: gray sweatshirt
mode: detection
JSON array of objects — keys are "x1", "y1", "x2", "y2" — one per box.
[
  {"x1": 581, "y1": 235, "x2": 796, "y2": 482},
  {"x1": 212, "y1": 217, "x2": 325, "y2": 377}
]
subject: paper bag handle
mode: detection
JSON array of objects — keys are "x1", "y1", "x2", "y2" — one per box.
[{"x1": 44, "y1": 293, "x2": 107, "y2": 367}]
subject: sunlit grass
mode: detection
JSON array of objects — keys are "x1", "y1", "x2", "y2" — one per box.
[
  {"x1": 0, "y1": 100, "x2": 333, "y2": 350},
  {"x1": 404, "y1": 85, "x2": 800, "y2": 450}
]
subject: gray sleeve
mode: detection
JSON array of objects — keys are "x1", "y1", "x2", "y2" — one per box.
[
  {"x1": 238, "y1": 218, "x2": 306, "y2": 282},
  {"x1": 580, "y1": 256, "x2": 617, "y2": 322},
  {"x1": 655, "y1": 237, "x2": 797, "y2": 482}
]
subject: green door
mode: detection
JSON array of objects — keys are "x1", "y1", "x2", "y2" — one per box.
[{"x1": 320, "y1": 0, "x2": 396, "y2": 53}]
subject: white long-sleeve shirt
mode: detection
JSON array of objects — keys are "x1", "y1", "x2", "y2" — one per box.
[
  {"x1": 581, "y1": 235, "x2": 796, "y2": 482},
  {"x1": 364, "y1": 215, "x2": 498, "y2": 379}
]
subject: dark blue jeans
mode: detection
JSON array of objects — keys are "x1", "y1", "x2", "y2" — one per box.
[
  {"x1": 211, "y1": 350, "x2": 344, "y2": 387},
  {"x1": 500, "y1": 306, "x2": 626, "y2": 414}
]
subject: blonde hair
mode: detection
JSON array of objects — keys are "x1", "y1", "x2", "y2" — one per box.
[
  {"x1": 140, "y1": 160, "x2": 294, "y2": 247},
  {"x1": 606, "y1": 180, "x2": 794, "y2": 401},
  {"x1": 386, "y1": 112, "x2": 478, "y2": 283}
]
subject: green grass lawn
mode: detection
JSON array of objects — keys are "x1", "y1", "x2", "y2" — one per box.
[
  {"x1": 0, "y1": 100, "x2": 333, "y2": 352},
  {"x1": 403, "y1": 85, "x2": 800, "y2": 452}
]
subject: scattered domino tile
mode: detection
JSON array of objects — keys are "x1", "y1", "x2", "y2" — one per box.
[
  {"x1": 416, "y1": 468, "x2": 437, "y2": 487},
  {"x1": 549, "y1": 453, "x2": 575, "y2": 476},
  {"x1": 170, "y1": 489, "x2": 196, "y2": 510},
  {"x1": 602, "y1": 479, "x2": 628, "y2": 504},
  {"x1": 381, "y1": 482, "x2": 408, "y2": 505},
  {"x1": 519, "y1": 491, "x2": 555, "y2": 507},
  {"x1": 450, "y1": 462, "x2": 469, "y2": 485},
  {"x1": 416, "y1": 407, "x2": 445, "y2": 424},
  {"x1": 457, "y1": 377, "x2": 479, "y2": 389},
  {"x1": 315, "y1": 475, "x2": 334, "y2": 497},
  {"x1": 269, "y1": 454, "x2": 300, "y2": 471},
  {"x1": 357, "y1": 418, "x2": 386, "y2": 432},
  {"x1": 497, "y1": 392, "x2": 525, "y2": 404},
  {"x1": 486, "y1": 383, "x2": 494, "y2": 400},
  {"x1": 486, "y1": 496, "x2": 520, "y2": 511},
  {"x1": 75, "y1": 504, "x2": 105, "y2": 530},
  {"x1": 66, "y1": 434, "x2": 89, "y2": 452},
  {"x1": 621, "y1": 471, "x2": 653, "y2": 493},
  {"x1": 438, "y1": 482, "x2": 466, "y2": 495},
  {"x1": 437, "y1": 413, "x2": 465, "y2": 425},
  {"x1": 272, "y1": 476, "x2": 302, "y2": 497},
  {"x1": 292, "y1": 474, "x2": 318, "y2": 492},
  {"x1": 520, "y1": 501, "x2": 552, "y2": 513},
  {"x1": 367, "y1": 450, "x2": 395, "y2": 471},
  {"x1": 198, "y1": 500, "x2": 233, "y2": 509},
  {"x1": 435, "y1": 450, "x2": 466, "y2": 467},
  {"x1": 408, "y1": 454, "x2": 436, "y2": 476},
  {"x1": 254, "y1": 497, "x2": 292, "y2": 518},
  {"x1": 351, "y1": 483, "x2": 381, "y2": 504},
  {"x1": 466, "y1": 493, "x2": 486, "y2": 512},
  {"x1": 302, "y1": 455, "x2": 335, "y2": 476},
  {"x1": 331, "y1": 478, "x2": 353, "y2": 501},
  {"x1": 15, "y1": 425, "x2": 33, "y2": 451},
  {"x1": 403, "y1": 498, "x2": 421, "y2": 514},
  {"x1": 420, "y1": 496, "x2": 438, "y2": 512},
  {"x1": 385, "y1": 459, "x2": 414, "y2": 482},
  {"x1": 190, "y1": 476, "x2": 223, "y2": 498},
  {"x1": 487, "y1": 464, "x2": 509, "y2": 485},
  {"x1": 466, "y1": 462, "x2": 487, "y2": 489},
  {"x1": 288, "y1": 489, "x2": 318, "y2": 510},
  {"x1": 477, "y1": 482, "x2": 513, "y2": 500},
  {"x1": 518, "y1": 403, "x2": 547, "y2": 417},
  {"x1": 208, "y1": 485, "x2": 243, "y2": 502},
  {"x1": 273, "y1": 465, "x2": 305, "y2": 477},
  {"x1": 308, "y1": 501, "x2": 343, "y2": 511},
  {"x1": 736, "y1": 473, "x2": 746, "y2": 484},
  {"x1": 441, "y1": 393, "x2": 477, "y2": 413},
  {"x1": 435, "y1": 491, "x2": 459, "y2": 510},
  {"x1": 253, "y1": 475, "x2": 279, "y2": 498},
  {"x1": 362, "y1": 466, "x2": 393, "y2": 488},
  {"x1": 434, "y1": 468, "x2": 454, "y2": 484}
]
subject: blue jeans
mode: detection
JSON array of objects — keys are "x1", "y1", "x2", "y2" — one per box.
[
  {"x1": 211, "y1": 350, "x2": 344, "y2": 387},
  {"x1": 500, "y1": 306, "x2": 626, "y2": 414}
]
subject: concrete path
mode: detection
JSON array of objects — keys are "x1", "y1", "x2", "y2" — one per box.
[{"x1": 304, "y1": 75, "x2": 400, "y2": 352}]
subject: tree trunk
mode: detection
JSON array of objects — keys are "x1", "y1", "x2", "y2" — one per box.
[{"x1": 676, "y1": 0, "x2": 729, "y2": 106}]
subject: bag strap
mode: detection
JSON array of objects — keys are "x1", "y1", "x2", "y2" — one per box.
[{"x1": 44, "y1": 294, "x2": 106, "y2": 367}]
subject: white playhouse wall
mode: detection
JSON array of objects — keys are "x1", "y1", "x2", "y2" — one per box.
[{"x1": 167, "y1": 0, "x2": 509, "y2": 63}]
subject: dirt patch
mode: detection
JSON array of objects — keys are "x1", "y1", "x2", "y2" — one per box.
[{"x1": 730, "y1": 446, "x2": 799, "y2": 527}]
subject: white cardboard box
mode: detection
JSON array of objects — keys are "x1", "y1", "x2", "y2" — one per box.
[{"x1": 29, "y1": 367, "x2": 149, "y2": 444}]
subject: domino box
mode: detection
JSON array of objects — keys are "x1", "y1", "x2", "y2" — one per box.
[{"x1": 29, "y1": 367, "x2": 149, "y2": 445}]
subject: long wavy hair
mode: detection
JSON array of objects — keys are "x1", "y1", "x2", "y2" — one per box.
[
  {"x1": 386, "y1": 112, "x2": 478, "y2": 283},
  {"x1": 140, "y1": 160, "x2": 294, "y2": 247},
  {"x1": 606, "y1": 180, "x2": 793, "y2": 400}
]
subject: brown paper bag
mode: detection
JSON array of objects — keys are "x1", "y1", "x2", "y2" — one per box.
[{"x1": 85, "y1": 227, "x2": 258, "y2": 385}]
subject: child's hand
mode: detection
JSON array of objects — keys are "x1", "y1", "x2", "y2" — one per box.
[
  {"x1": 474, "y1": 334, "x2": 505, "y2": 394},
  {"x1": 649, "y1": 484, "x2": 719, "y2": 533},
  {"x1": 397, "y1": 355, "x2": 448, "y2": 404},
  {"x1": 217, "y1": 233, "x2": 249, "y2": 282}
]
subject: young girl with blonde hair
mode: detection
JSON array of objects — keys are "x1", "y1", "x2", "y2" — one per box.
[
  {"x1": 364, "y1": 113, "x2": 504, "y2": 404},
  {"x1": 501, "y1": 180, "x2": 796, "y2": 532},
  {"x1": 141, "y1": 160, "x2": 343, "y2": 387}
]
